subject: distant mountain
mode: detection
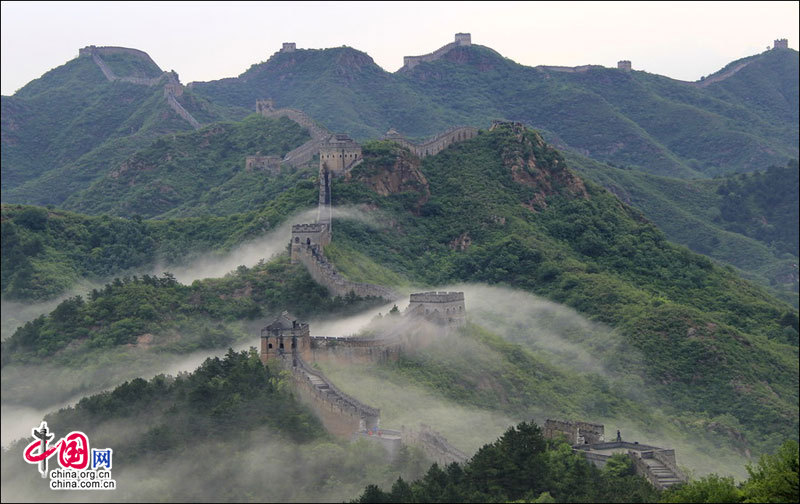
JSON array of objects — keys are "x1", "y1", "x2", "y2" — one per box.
[
  {"x1": 189, "y1": 39, "x2": 798, "y2": 178},
  {"x1": 1, "y1": 46, "x2": 249, "y2": 206}
]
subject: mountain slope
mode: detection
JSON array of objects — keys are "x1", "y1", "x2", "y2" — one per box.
[
  {"x1": 190, "y1": 42, "x2": 798, "y2": 177},
  {"x1": 1, "y1": 47, "x2": 248, "y2": 206},
  {"x1": 62, "y1": 114, "x2": 311, "y2": 218},
  {"x1": 324, "y1": 123, "x2": 798, "y2": 452},
  {"x1": 567, "y1": 153, "x2": 799, "y2": 305}
]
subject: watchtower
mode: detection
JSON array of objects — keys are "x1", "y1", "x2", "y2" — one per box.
[
  {"x1": 774, "y1": 38, "x2": 788, "y2": 50},
  {"x1": 290, "y1": 223, "x2": 330, "y2": 263},
  {"x1": 406, "y1": 292, "x2": 466, "y2": 327},
  {"x1": 319, "y1": 134, "x2": 362, "y2": 176},
  {"x1": 256, "y1": 99, "x2": 275, "y2": 115},
  {"x1": 455, "y1": 33, "x2": 472, "y2": 46},
  {"x1": 260, "y1": 311, "x2": 311, "y2": 364},
  {"x1": 281, "y1": 42, "x2": 297, "y2": 53},
  {"x1": 617, "y1": 60, "x2": 632, "y2": 71}
]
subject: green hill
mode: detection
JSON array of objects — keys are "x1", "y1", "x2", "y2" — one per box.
[
  {"x1": 1, "y1": 121, "x2": 795, "y2": 460},
  {"x1": 322, "y1": 123, "x2": 797, "y2": 454},
  {"x1": 567, "y1": 154, "x2": 799, "y2": 305},
  {"x1": 61, "y1": 114, "x2": 311, "y2": 218},
  {"x1": 0, "y1": 48, "x2": 248, "y2": 206}
]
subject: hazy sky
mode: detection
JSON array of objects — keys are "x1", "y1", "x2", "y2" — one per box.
[{"x1": 1, "y1": 1, "x2": 797, "y2": 95}]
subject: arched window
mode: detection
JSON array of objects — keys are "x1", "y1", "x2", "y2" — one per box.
[
  {"x1": 268, "y1": 343, "x2": 273, "y2": 349},
  {"x1": 294, "y1": 237, "x2": 300, "y2": 243}
]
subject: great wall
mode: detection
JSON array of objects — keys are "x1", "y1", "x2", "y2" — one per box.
[
  {"x1": 245, "y1": 86, "x2": 688, "y2": 484},
  {"x1": 78, "y1": 45, "x2": 201, "y2": 130}
]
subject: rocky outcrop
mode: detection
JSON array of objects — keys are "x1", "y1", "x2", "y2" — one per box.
[
  {"x1": 350, "y1": 147, "x2": 430, "y2": 207},
  {"x1": 493, "y1": 121, "x2": 588, "y2": 211}
]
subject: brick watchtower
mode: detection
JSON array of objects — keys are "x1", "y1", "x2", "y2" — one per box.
[{"x1": 260, "y1": 311, "x2": 311, "y2": 364}]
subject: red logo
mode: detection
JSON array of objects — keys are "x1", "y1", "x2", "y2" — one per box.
[{"x1": 24, "y1": 422, "x2": 90, "y2": 477}]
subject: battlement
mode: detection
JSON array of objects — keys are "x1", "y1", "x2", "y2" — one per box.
[
  {"x1": 281, "y1": 42, "x2": 297, "y2": 53},
  {"x1": 382, "y1": 126, "x2": 478, "y2": 158},
  {"x1": 406, "y1": 291, "x2": 466, "y2": 328},
  {"x1": 291, "y1": 224, "x2": 330, "y2": 263},
  {"x1": 544, "y1": 419, "x2": 605, "y2": 445},
  {"x1": 543, "y1": 418, "x2": 686, "y2": 489},
  {"x1": 617, "y1": 60, "x2": 632, "y2": 71},
  {"x1": 774, "y1": 38, "x2": 789, "y2": 49},
  {"x1": 292, "y1": 223, "x2": 327, "y2": 233},
  {"x1": 409, "y1": 291, "x2": 465, "y2": 303}
]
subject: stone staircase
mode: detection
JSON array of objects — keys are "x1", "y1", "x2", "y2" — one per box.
[{"x1": 642, "y1": 457, "x2": 683, "y2": 489}]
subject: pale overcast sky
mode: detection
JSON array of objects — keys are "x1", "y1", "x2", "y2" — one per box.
[{"x1": 1, "y1": 1, "x2": 797, "y2": 96}]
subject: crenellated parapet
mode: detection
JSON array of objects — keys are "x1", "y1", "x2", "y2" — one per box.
[
  {"x1": 294, "y1": 242, "x2": 396, "y2": 300},
  {"x1": 245, "y1": 155, "x2": 282, "y2": 173},
  {"x1": 406, "y1": 291, "x2": 466, "y2": 328},
  {"x1": 383, "y1": 126, "x2": 478, "y2": 158}
]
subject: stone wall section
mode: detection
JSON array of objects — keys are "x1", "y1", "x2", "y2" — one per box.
[
  {"x1": 385, "y1": 126, "x2": 478, "y2": 159},
  {"x1": 308, "y1": 335, "x2": 405, "y2": 365},
  {"x1": 245, "y1": 155, "x2": 282, "y2": 173},
  {"x1": 165, "y1": 89, "x2": 201, "y2": 129},
  {"x1": 544, "y1": 419, "x2": 605, "y2": 445},
  {"x1": 401, "y1": 424, "x2": 469, "y2": 466},
  {"x1": 255, "y1": 100, "x2": 332, "y2": 168},
  {"x1": 283, "y1": 354, "x2": 380, "y2": 437},
  {"x1": 294, "y1": 242, "x2": 397, "y2": 300}
]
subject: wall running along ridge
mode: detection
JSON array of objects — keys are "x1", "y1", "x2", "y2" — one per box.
[
  {"x1": 384, "y1": 126, "x2": 478, "y2": 158},
  {"x1": 80, "y1": 46, "x2": 201, "y2": 130}
]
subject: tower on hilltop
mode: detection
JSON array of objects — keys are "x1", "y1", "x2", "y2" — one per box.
[
  {"x1": 318, "y1": 134, "x2": 362, "y2": 230},
  {"x1": 455, "y1": 33, "x2": 472, "y2": 46},
  {"x1": 774, "y1": 38, "x2": 788, "y2": 50},
  {"x1": 617, "y1": 60, "x2": 632, "y2": 71},
  {"x1": 281, "y1": 42, "x2": 297, "y2": 53}
]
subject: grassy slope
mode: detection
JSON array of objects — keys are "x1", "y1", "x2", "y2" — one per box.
[{"x1": 0, "y1": 178, "x2": 318, "y2": 300}]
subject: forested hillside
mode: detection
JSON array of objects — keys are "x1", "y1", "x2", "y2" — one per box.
[{"x1": 569, "y1": 155, "x2": 799, "y2": 305}]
